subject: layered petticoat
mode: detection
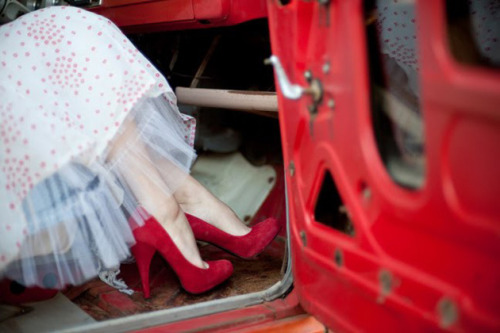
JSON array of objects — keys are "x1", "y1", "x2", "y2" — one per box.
[{"x1": 0, "y1": 7, "x2": 196, "y2": 288}]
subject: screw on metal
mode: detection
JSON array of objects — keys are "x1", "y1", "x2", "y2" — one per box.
[
  {"x1": 362, "y1": 184, "x2": 372, "y2": 201},
  {"x1": 378, "y1": 269, "x2": 393, "y2": 301},
  {"x1": 304, "y1": 70, "x2": 313, "y2": 82},
  {"x1": 334, "y1": 248, "x2": 344, "y2": 267},
  {"x1": 300, "y1": 230, "x2": 307, "y2": 247},
  {"x1": 322, "y1": 61, "x2": 330, "y2": 74},
  {"x1": 437, "y1": 298, "x2": 459, "y2": 328},
  {"x1": 289, "y1": 160, "x2": 295, "y2": 177},
  {"x1": 328, "y1": 98, "x2": 335, "y2": 109}
]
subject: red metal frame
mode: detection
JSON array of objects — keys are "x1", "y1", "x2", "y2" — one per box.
[
  {"x1": 136, "y1": 290, "x2": 303, "y2": 332},
  {"x1": 91, "y1": 0, "x2": 268, "y2": 33},
  {"x1": 267, "y1": 0, "x2": 500, "y2": 332}
]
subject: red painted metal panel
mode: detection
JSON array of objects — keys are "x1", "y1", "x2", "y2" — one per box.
[
  {"x1": 91, "y1": 0, "x2": 195, "y2": 29},
  {"x1": 267, "y1": 0, "x2": 500, "y2": 332},
  {"x1": 237, "y1": 314, "x2": 326, "y2": 333},
  {"x1": 193, "y1": 0, "x2": 230, "y2": 21},
  {"x1": 91, "y1": 0, "x2": 267, "y2": 33}
]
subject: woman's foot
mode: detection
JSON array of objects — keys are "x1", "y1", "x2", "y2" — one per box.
[
  {"x1": 147, "y1": 197, "x2": 208, "y2": 269},
  {"x1": 185, "y1": 213, "x2": 281, "y2": 258},
  {"x1": 131, "y1": 213, "x2": 233, "y2": 297},
  {"x1": 173, "y1": 175, "x2": 251, "y2": 237}
]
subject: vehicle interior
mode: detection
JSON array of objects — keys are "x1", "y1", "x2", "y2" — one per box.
[
  {"x1": 1, "y1": 0, "x2": 499, "y2": 332},
  {"x1": 0, "y1": 2, "x2": 295, "y2": 332}
]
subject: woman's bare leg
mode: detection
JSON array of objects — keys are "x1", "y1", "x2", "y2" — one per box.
[
  {"x1": 106, "y1": 120, "x2": 207, "y2": 268},
  {"x1": 174, "y1": 175, "x2": 251, "y2": 236}
]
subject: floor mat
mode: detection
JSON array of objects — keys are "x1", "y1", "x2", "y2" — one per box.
[
  {"x1": 191, "y1": 153, "x2": 277, "y2": 223},
  {"x1": 0, "y1": 293, "x2": 95, "y2": 333},
  {"x1": 66, "y1": 237, "x2": 286, "y2": 321}
]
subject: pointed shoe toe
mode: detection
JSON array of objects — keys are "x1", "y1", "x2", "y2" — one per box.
[
  {"x1": 182, "y1": 259, "x2": 233, "y2": 294},
  {"x1": 186, "y1": 214, "x2": 281, "y2": 259},
  {"x1": 130, "y1": 214, "x2": 234, "y2": 297}
]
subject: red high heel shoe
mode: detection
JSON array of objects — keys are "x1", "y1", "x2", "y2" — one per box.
[
  {"x1": 185, "y1": 214, "x2": 281, "y2": 259},
  {"x1": 130, "y1": 215, "x2": 233, "y2": 298}
]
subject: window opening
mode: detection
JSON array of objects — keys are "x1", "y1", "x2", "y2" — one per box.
[{"x1": 365, "y1": 0, "x2": 425, "y2": 189}]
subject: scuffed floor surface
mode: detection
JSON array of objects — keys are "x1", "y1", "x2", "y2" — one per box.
[{"x1": 64, "y1": 236, "x2": 286, "y2": 321}]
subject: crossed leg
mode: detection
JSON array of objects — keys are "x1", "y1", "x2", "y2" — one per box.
[
  {"x1": 105, "y1": 116, "x2": 253, "y2": 269},
  {"x1": 106, "y1": 119, "x2": 207, "y2": 268}
]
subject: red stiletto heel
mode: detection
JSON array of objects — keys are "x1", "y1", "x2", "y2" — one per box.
[
  {"x1": 130, "y1": 214, "x2": 233, "y2": 298},
  {"x1": 185, "y1": 214, "x2": 281, "y2": 259},
  {"x1": 130, "y1": 242, "x2": 156, "y2": 299}
]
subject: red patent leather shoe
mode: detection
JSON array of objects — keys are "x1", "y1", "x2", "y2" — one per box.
[
  {"x1": 130, "y1": 215, "x2": 233, "y2": 298},
  {"x1": 185, "y1": 214, "x2": 281, "y2": 259}
]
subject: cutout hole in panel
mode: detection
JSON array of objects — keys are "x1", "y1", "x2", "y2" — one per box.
[
  {"x1": 314, "y1": 171, "x2": 355, "y2": 237},
  {"x1": 364, "y1": 0, "x2": 425, "y2": 189}
]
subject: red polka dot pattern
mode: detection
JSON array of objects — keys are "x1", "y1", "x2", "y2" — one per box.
[{"x1": 0, "y1": 6, "x2": 196, "y2": 270}]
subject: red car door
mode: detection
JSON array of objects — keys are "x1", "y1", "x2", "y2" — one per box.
[{"x1": 267, "y1": 0, "x2": 500, "y2": 331}]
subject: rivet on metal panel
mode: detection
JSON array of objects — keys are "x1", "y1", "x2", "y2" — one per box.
[
  {"x1": 437, "y1": 297, "x2": 459, "y2": 328},
  {"x1": 322, "y1": 61, "x2": 330, "y2": 74},
  {"x1": 334, "y1": 248, "x2": 343, "y2": 267},
  {"x1": 289, "y1": 160, "x2": 295, "y2": 177},
  {"x1": 361, "y1": 183, "x2": 372, "y2": 201},
  {"x1": 304, "y1": 70, "x2": 313, "y2": 83},
  {"x1": 377, "y1": 269, "x2": 393, "y2": 303},
  {"x1": 300, "y1": 230, "x2": 307, "y2": 247},
  {"x1": 327, "y1": 98, "x2": 335, "y2": 109}
]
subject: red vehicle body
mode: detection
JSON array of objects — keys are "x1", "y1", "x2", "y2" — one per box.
[{"x1": 2, "y1": 0, "x2": 499, "y2": 332}]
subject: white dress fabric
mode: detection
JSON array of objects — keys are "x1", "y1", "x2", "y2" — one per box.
[{"x1": 0, "y1": 7, "x2": 196, "y2": 288}]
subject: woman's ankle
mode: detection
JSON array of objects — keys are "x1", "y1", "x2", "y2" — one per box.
[
  {"x1": 142, "y1": 197, "x2": 208, "y2": 269},
  {"x1": 175, "y1": 175, "x2": 251, "y2": 236},
  {"x1": 183, "y1": 202, "x2": 251, "y2": 237}
]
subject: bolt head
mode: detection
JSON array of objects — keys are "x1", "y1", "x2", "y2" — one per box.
[
  {"x1": 322, "y1": 62, "x2": 330, "y2": 74},
  {"x1": 304, "y1": 70, "x2": 312, "y2": 82},
  {"x1": 328, "y1": 99, "x2": 335, "y2": 109},
  {"x1": 438, "y1": 298, "x2": 459, "y2": 328},
  {"x1": 362, "y1": 187, "x2": 371, "y2": 201},
  {"x1": 289, "y1": 161, "x2": 295, "y2": 176}
]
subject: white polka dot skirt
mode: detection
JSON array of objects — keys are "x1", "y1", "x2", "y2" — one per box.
[{"x1": 0, "y1": 6, "x2": 196, "y2": 288}]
